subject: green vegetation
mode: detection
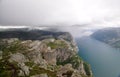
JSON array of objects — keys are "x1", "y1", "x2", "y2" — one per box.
[
  {"x1": 83, "y1": 62, "x2": 91, "y2": 76},
  {"x1": 0, "y1": 40, "x2": 28, "y2": 77},
  {"x1": 30, "y1": 65, "x2": 56, "y2": 77},
  {"x1": 0, "y1": 40, "x2": 7, "y2": 50},
  {"x1": 57, "y1": 54, "x2": 82, "y2": 69},
  {"x1": 0, "y1": 40, "x2": 29, "y2": 58},
  {"x1": 25, "y1": 61, "x2": 34, "y2": 67},
  {"x1": 0, "y1": 60, "x2": 19, "y2": 77},
  {"x1": 57, "y1": 54, "x2": 93, "y2": 77},
  {"x1": 47, "y1": 40, "x2": 67, "y2": 49}
]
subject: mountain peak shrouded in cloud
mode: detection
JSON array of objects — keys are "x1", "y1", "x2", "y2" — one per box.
[
  {"x1": 0, "y1": 25, "x2": 93, "y2": 38},
  {"x1": 0, "y1": 0, "x2": 120, "y2": 28}
]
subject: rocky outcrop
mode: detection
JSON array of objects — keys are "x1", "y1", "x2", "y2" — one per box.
[{"x1": 0, "y1": 29, "x2": 93, "y2": 77}]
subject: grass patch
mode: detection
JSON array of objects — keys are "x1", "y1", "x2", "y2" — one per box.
[
  {"x1": 30, "y1": 65, "x2": 56, "y2": 77},
  {"x1": 47, "y1": 40, "x2": 67, "y2": 49}
]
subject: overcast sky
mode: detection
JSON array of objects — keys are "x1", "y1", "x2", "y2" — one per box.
[
  {"x1": 0, "y1": 0, "x2": 120, "y2": 37},
  {"x1": 0, "y1": 0, "x2": 120, "y2": 27}
]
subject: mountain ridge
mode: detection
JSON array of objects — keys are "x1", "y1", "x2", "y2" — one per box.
[{"x1": 91, "y1": 27, "x2": 120, "y2": 48}]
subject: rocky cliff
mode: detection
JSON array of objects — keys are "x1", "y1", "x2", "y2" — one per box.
[{"x1": 0, "y1": 29, "x2": 93, "y2": 77}]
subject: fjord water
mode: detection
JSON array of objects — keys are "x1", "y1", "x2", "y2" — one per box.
[{"x1": 76, "y1": 36, "x2": 120, "y2": 77}]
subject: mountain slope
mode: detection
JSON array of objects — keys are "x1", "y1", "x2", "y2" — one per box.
[
  {"x1": 91, "y1": 27, "x2": 120, "y2": 48},
  {"x1": 0, "y1": 29, "x2": 93, "y2": 77}
]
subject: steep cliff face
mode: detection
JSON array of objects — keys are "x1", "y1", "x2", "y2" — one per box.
[{"x1": 0, "y1": 29, "x2": 92, "y2": 77}]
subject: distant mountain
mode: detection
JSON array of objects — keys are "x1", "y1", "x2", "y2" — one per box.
[
  {"x1": 91, "y1": 27, "x2": 120, "y2": 48},
  {"x1": 0, "y1": 28, "x2": 93, "y2": 77},
  {"x1": 0, "y1": 28, "x2": 73, "y2": 42}
]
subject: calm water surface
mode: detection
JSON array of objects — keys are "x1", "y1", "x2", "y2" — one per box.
[{"x1": 76, "y1": 36, "x2": 120, "y2": 77}]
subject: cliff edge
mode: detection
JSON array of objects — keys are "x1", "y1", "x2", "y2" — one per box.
[{"x1": 0, "y1": 29, "x2": 93, "y2": 77}]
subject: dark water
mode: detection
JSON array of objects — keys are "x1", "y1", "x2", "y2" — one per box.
[{"x1": 76, "y1": 36, "x2": 120, "y2": 77}]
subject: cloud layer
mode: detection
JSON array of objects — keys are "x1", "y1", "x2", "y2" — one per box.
[{"x1": 0, "y1": 0, "x2": 120, "y2": 28}]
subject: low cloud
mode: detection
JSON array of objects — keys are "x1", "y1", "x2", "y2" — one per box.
[
  {"x1": 0, "y1": 0, "x2": 120, "y2": 27},
  {"x1": 0, "y1": 0, "x2": 120, "y2": 37}
]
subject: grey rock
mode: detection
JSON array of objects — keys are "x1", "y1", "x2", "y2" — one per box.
[
  {"x1": 18, "y1": 63, "x2": 30, "y2": 76},
  {"x1": 9, "y1": 53, "x2": 27, "y2": 63}
]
